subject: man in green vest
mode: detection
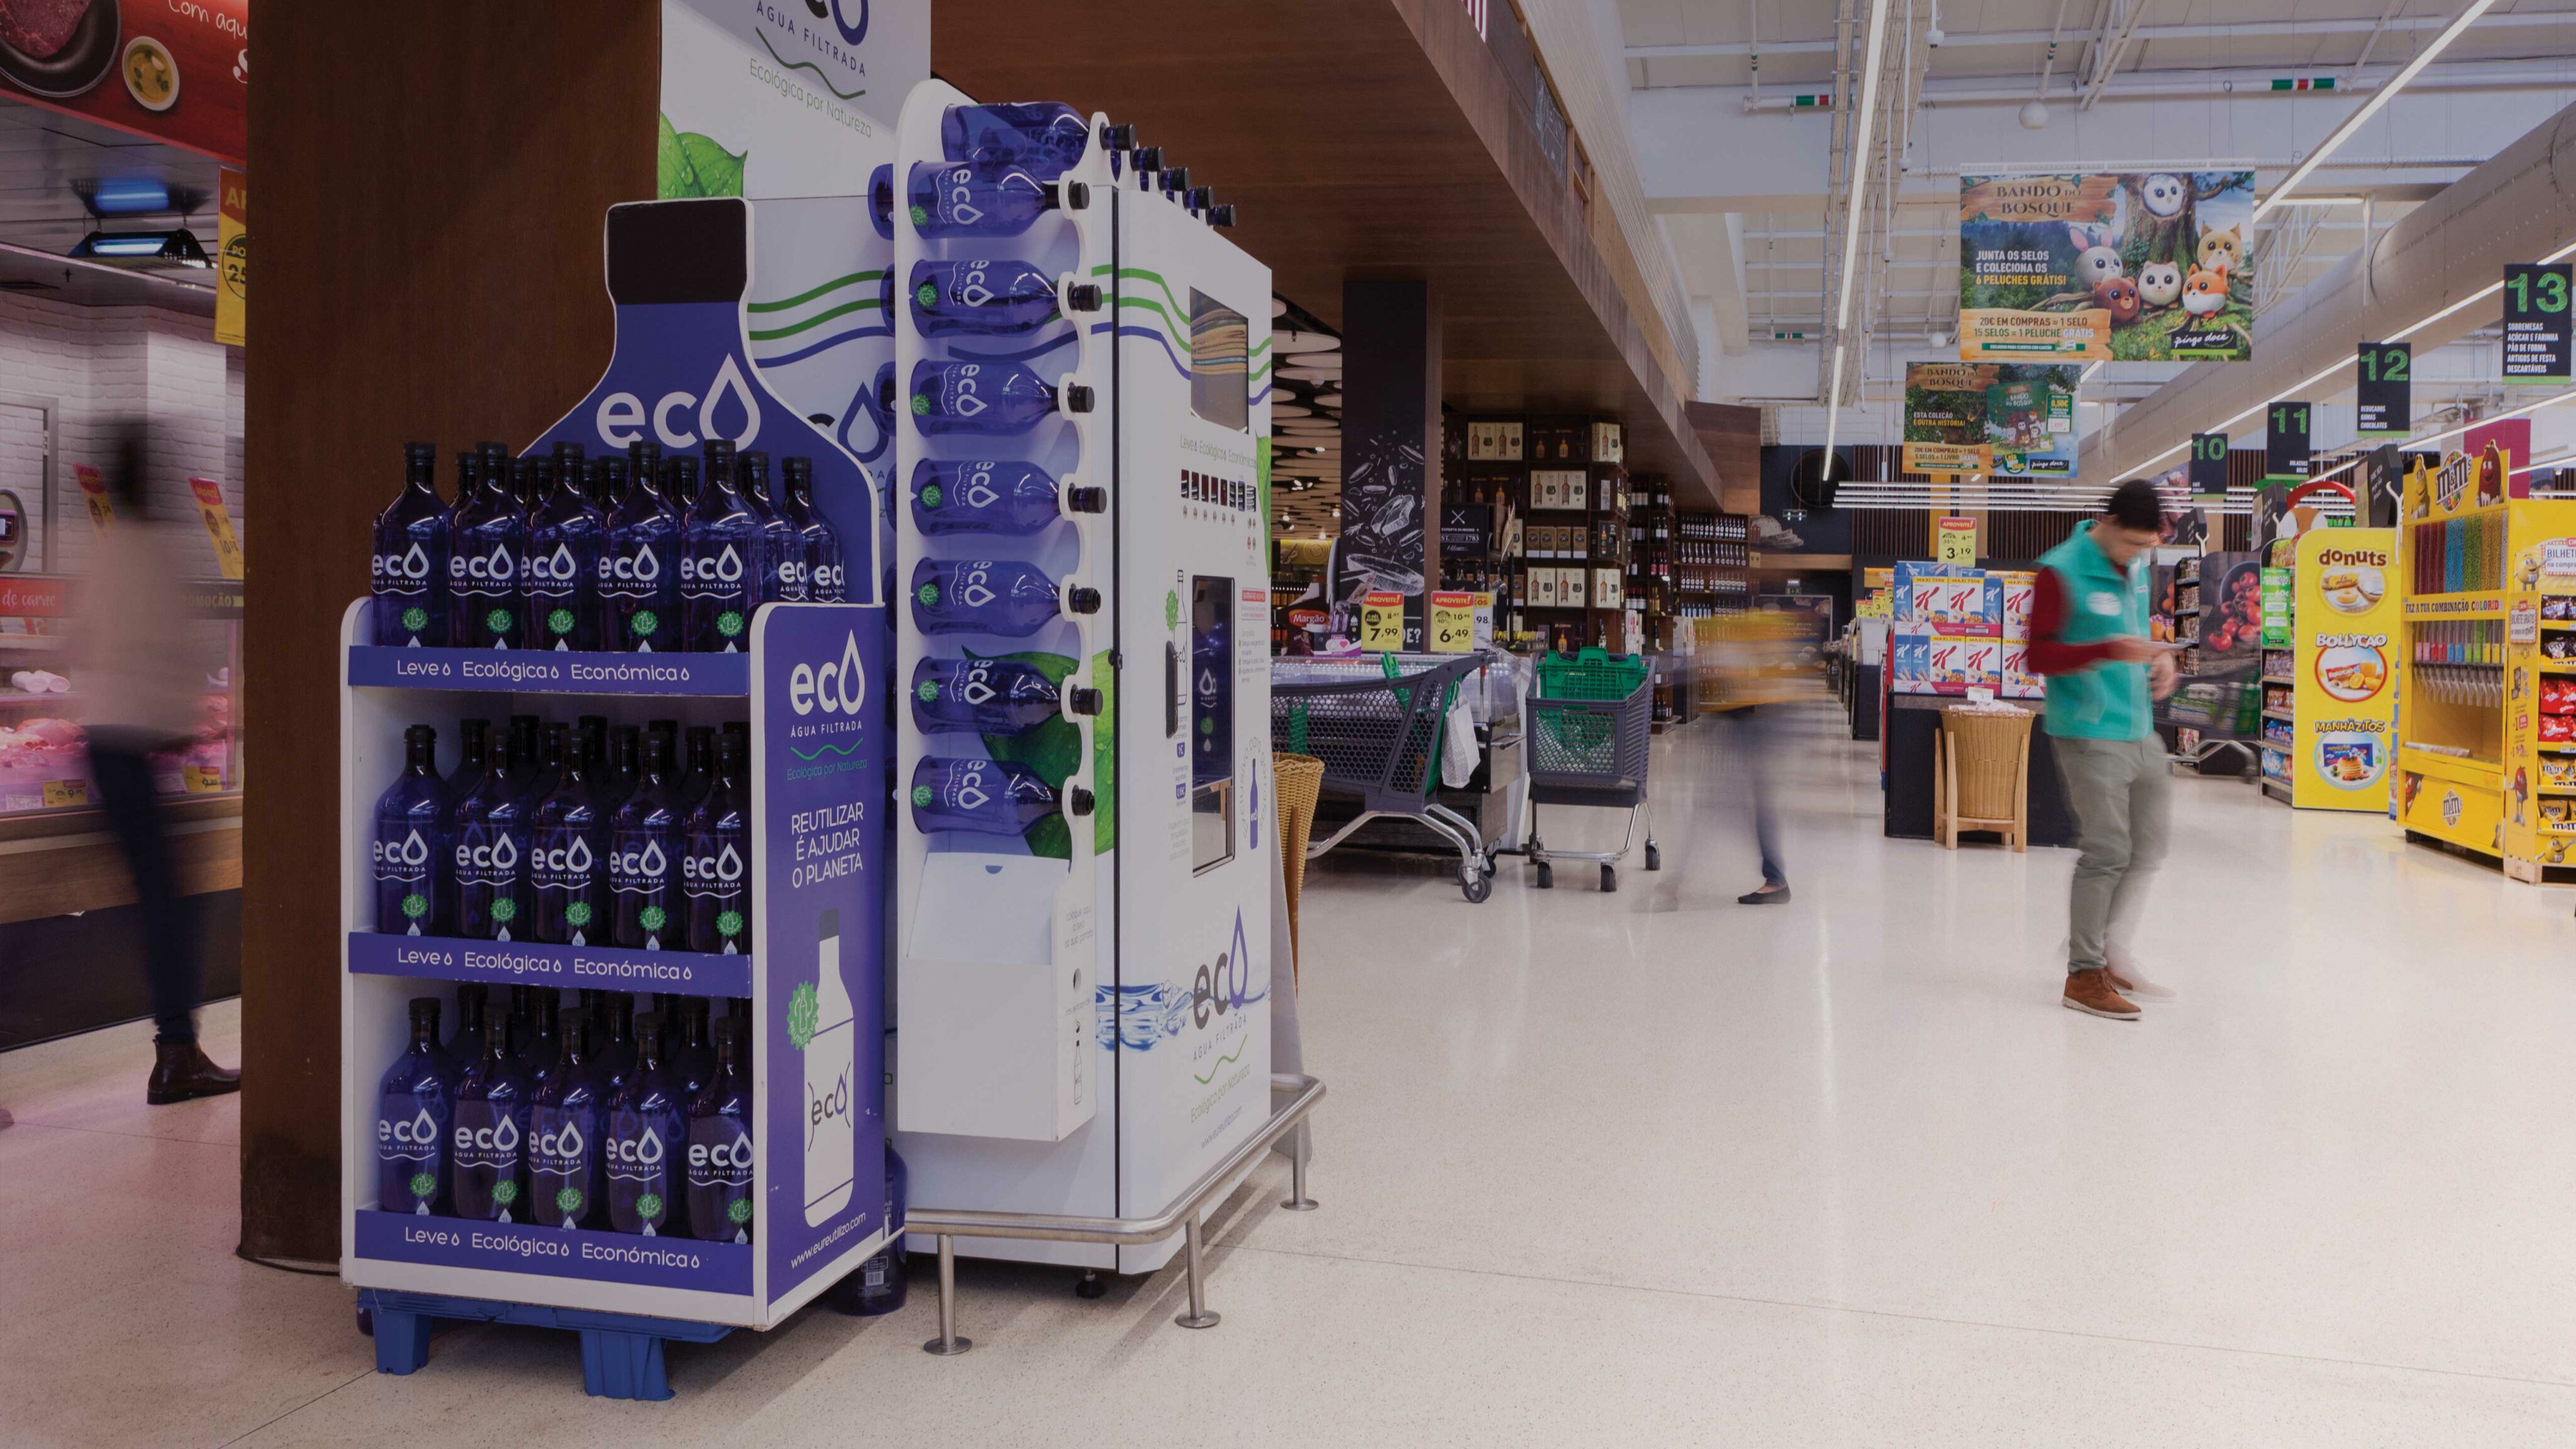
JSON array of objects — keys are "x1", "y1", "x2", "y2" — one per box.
[{"x1": 2028, "y1": 479, "x2": 2180, "y2": 1020}]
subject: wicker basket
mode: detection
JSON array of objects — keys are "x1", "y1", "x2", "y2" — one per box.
[
  {"x1": 1936, "y1": 704, "x2": 2033, "y2": 851},
  {"x1": 1273, "y1": 753, "x2": 1326, "y2": 982}
]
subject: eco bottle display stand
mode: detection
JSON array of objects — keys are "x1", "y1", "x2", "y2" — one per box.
[
  {"x1": 337, "y1": 198, "x2": 896, "y2": 1398},
  {"x1": 887, "y1": 80, "x2": 1315, "y2": 1330}
]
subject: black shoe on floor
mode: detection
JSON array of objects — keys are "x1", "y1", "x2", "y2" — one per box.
[
  {"x1": 146, "y1": 1042, "x2": 241, "y2": 1105},
  {"x1": 1738, "y1": 884, "x2": 1791, "y2": 905}
]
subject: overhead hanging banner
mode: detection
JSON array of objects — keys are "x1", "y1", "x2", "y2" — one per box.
[
  {"x1": 1986, "y1": 364, "x2": 2080, "y2": 476},
  {"x1": 1957, "y1": 170, "x2": 2255, "y2": 363},
  {"x1": 0, "y1": 0, "x2": 246, "y2": 164},
  {"x1": 2501, "y1": 263, "x2": 2572, "y2": 386},
  {"x1": 2264, "y1": 401, "x2": 2312, "y2": 484},
  {"x1": 2355, "y1": 341, "x2": 2409, "y2": 438},
  {"x1": 1901, "y1": 363, "x2": 1991, "y2": 474},
  {"x1": 2189, "y1": 433, "x2": 2230, "y2": 497}
]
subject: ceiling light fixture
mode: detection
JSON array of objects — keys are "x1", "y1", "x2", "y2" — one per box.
[
  {"x1": 1822, "y1": 0, "x2": 1899, "y2": 463},
  {"x1": 2255, "y1": 0, "x2": 2500, "y2": 221}
]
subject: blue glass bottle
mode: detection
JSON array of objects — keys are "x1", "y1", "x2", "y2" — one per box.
[
  {"x1": 850, "y1": 1143, "x2": 909, "y2": 1313},
  {"x1": 531, "y1": 726, "x2": 607, "y2": 947},
  {"x1": 738, "y1": 450, "x2": 801, "y2": 602},
  {"x1": 371, "y1": 442, "x2": 450, "y2": 647},
  {"x1": 911, "y1": 657, "x2": 1062, "y2": 736},
  {"x1": 942, "y1": 102, "x2": 1089, "y2": 178},
  {"x1": 453, "y1": 732, "x2": 533, "y2": 942},
  {"x1": 781, "y1": 457, "x2": 846, "y2": 603},
  {"x1": 526, "y1": 453, "x2": 606, "y2": 652},
  {"x1": 377, "y1": 997, "x2": 455, "y2": 1216},
  {"x1": 596, "y1": 992, "x2": 640, "y2": 1095},
  {"x1": 373, "y1": 724, "x2": 451, "y2": 936},
  {"x1": 909, "y1": 757, "x2": 1059, "y2": 838},
  {"x1": 606, "y1": 1013, "x2": 687, "y2": 1237},
  {"x1": 909, "y1": 360, "x2": 1084, "y2": 437},
  {"x1": 911, "y1": 458, "x2": 1065, "y2": 536},
  {"x1": 451, "y1": 1018, "x2": 533, "y2": 1223},
  {"x1": 906, "y1": 161, "x2": 1063, "y2": 240},
  {"x1": 447, "y1": 718, "x2": 493, "y2": 808},
  {"x1": 505, "y1": 714, "x2": 547, "y2": 800},
  {"x1": 910, "y1": 558, "x2": 1093, "y2": 636},
  {"x1": 682, "y1": 444, "x2": 762, "y2": 653},
  {"x1": 528, "y1": 1010, "x2": 602, "y2": 1229},
  {"x1": 684, "y1": 733, "x2": 752, "y2": 955},
  {"x1": 611, "y1": 731, "x2": 683, "y2": 950},
  {"x1": 446, "y1": 982, "x2": 490, "y2": 1073},
  {"x1": 519, "y1": 996, "x2": 561, "y2": 1093},
  {"x1": 686, "y1": 1018, "x2": 755, "y2": 1243},
  {"x1": 447, "y1": 449, "x2": 526, "y2": 648},
  {"x1": 672, "y1": 997, "x2": 719, "y2": 1107},
  {"x1": 909, "y1": 258, "x2": 1065, "y2": 337},
  {"x1": 604, "y1": 450, "x2": 681, "y2": 653}
]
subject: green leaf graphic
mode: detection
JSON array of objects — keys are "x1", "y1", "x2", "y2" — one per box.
[
  {"x1": 636, "y1": 1192, "x2": 665, "y2": 1223},
  {"x1": 677, "y1": 131, "x2": 745, "y2": 198},
  {"x1": 916, "y1": 582, "x2": 939, "y2": 606},
  {"x1": 1164, "y1": 590, "x2": 1180, "y2": 631},
  {"x1": 548, "y1": 608, "x2": 576, "y2": 636},
  {"x1": 565, "y1": 902, "x2": 593, "y2": 928},
  {"x1": 492, "y1": 1180, "x2": 519, "y2": 1206},
  {"x1": 916, "y1": 282, "x2": 937, "y2": 308},
  {"x1": 910, "y1": 785, "x2": 933, "y2": 807},
  {"x1": 640, "y1": 906, "x2": 667, "y2": 932},
  {"x1": 557, "y1": 1186, "x2": 584, "y2": 1216},
  {"x1": 409, "y1": 1172, "x2": 436, "y2": 1202},
  {"x1": 920, "y1": 484, "x2": 942, "y2": 508},
  {"x1": 974, "y1": 648, "x2": 1117, "y2": 857},
  {"x1": 728, "y1": 1198, "x2": 752, "y2": 1225},
  {"x1": 486, "y1": 608, "x2": 512, "y2": 635},
  {"x1": 916, "y1": 680, "x2": 939, "y2": 702},
  {"x1": 401, "y1": 606, "x2": 428, "y2": 632},
  {"x1": 632, "y1": 609, "x2": 660, "y2": 638},
  {"x1": 401, "y1": 893, "x2": 428, "y2": 921},
  {"x1": 787, "y1": 981, "x2": 819, "y2": 1049},
  {"x1": 716, "y1": 909, "x2": 744, "y2": 938},
  {"x1": 657, "y1": 113, "x2": 700, "y2": 199},
  {"x1": 911, "y1": 394, "x2": 931, "y2": 416},
  {"x1": 489, "y1": 898, "x2": 518, "y2": 924},
  {"x1": 718, "y1": 611, "x2": 745, "y2": 638},
  {"x1": 909, "y1": 204, "x2": 929, "y2": 226}
]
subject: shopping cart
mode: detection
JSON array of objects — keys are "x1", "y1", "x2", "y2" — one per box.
[
  {"x1": 1270, "y1": 655, "x2": 1493, "y2": 902},
  {"x1": 1524, "y1": 648, "x2": 1660, "y2": 892}
]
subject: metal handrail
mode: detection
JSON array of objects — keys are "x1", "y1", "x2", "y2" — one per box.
[{"x1": 906, "y1": 1072, "x2": 1326, "y2": 1353}]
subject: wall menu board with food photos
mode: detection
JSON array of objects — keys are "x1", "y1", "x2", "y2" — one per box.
[
  {"x1": 2292, "y1": 529, "x2": 2399, "y2": 811},
  {"x1": 0, "y1": 0, "x2": 246, "y2": 164},
  {"x1": 1957, "y1": 170, "x2": 2254, "y2": 362}
]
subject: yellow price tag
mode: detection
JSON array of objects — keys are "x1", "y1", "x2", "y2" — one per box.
[
  {"x1": 1359, "y1": 591, "x2": 1405, "y2": 652},
  {"x1": 43, "y1": 779, "x2": 89, "y2": 809},
  {"x1": 1936, "y1": 516, "x2": 1978, "y2": 567},
  {"x1": 1428, "y1": 591, "x2": 1475, "y2": 653},
  {"x1": 184, "y1": 765, "x2": 225, "y2": 793},
  {"x1": 189, "y1": 477, "x2": 245, "y2": 580}
]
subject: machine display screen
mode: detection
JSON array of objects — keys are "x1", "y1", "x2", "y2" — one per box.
[
  {"x1": 1189, "y1": 290, "x2": 1250, "y2": 433},
  {"x1": 1191, "y1": 573, "x2": 1236, "y2": 874}
]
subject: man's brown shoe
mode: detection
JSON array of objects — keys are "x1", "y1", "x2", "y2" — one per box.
[
  {"x1": 146, "y1": 1042, "x2": 241, "y2": 1105},
  {"x1": 2104, "y1": 952, "x2": 2178, "y2": 1002},
  {"x1": 2062, "y1": 969, "x2": 2140, "y2": 1020}
]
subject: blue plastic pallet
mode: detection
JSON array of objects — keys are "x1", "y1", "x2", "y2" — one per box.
[{"x1": 358, "y1": 1288, "x2": 735, "y2": 1401}]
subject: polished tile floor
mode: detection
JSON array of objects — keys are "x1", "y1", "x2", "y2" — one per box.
[{"x1": 8, "y1": 699, "x2": 2576, "y2": 1445}]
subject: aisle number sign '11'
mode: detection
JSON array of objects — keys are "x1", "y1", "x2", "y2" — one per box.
[
  {"x1": 2503, "y1": 264, "x2": 2573, "y2": 386},
  {"x1": 2265, "y1": 402, "x2": 2311, "y2": 484}
]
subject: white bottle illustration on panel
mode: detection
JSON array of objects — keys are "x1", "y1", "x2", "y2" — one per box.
[{"x1": 802, "y1": 908, "x2": 855, "y2": 1226}]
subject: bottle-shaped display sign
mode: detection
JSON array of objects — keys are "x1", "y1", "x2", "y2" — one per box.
[
  {"x1": 683, "y1": 732, "x2": 752, "y2": 954},
  {"x1": 909, "y1": 258, "x2": 1065, "y2": 338},
  {"x1": 801, "y1": 909, "x2": 855, "y2": 1226},
  {"x1": 372, "y1": 442, "x2": 450, "y2": 647},
  {"x1": 849, "y1": 1143, "x2": 909, "y2": 1314},
  {"x1": 528, "y1": 1009, "x2": 602, "y2": 1229},
  {"x1": 447, "y1": 448, "x2": 526, "y2": 648},
  {"x1": 610, "y1": 730, "x2": 683, "y2": 950},
  {"x1": 908, "y1": 360, "x2": 1089, "y2": 437},
  {"x1": 909, "y1": 757, "x2": 1060, "y2": 838},
  {"x1": 681, "y1": 443, "x2": 762, "y2": 653},
  {"x1": 906, "y1": 161, "x2": 1069, "y2": 240},
  {"x1": 686, "y1": 1018, "x2": 755, "y2": 1244},
  {"x1": 909, "y1": 558, "x2": 1096, "y2": 636},
  {"x1": 531, "y1": 724, "x2": 607, "y2": 946},
  {"x1": 911, "y1": 657, "x2": 1062, "y2": 736},
  {"x1": 453, "y1": 726, "x2": 532, "y2": 941},
  {"x1": 780, "y1": 457, "x2": 846, "y2": 602},
  {"x1": 941, "y1": 102, "x2": 1089, "y2": 177},
  {"x1": 451, "y1": 1018, "x2": 532, "y2": 1223},
  {"x1": 739, "y1": 450, "x2": 802, "y2": 602},
  {"x1": 372, "y1": 724, "x2": 450, "y2": 936},
  {"x1": 604, "y1": 448, "x2": 682, "y2": 652},
  {"x1": 1195, "y1": 622, "x2": 1232, "y2": 787},
  {"x1": 910, "y1": 459, "x2": 1064, "y2": 536},
  {"x1": 606, "y1": 1013, "x2": 686, "y2": 1236},
  {"x1": 526, "y1": 453, "x2": 606, "y2": 652},
  {"x1": 377, "y1": 997, "x2": 455, "y2": 1216}
]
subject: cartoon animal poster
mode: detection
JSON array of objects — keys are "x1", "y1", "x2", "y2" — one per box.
[
  {"x1": 1958, "y1": 171, "x2": 2255, "y2": 362},
  {"x1": 1901, "y1": 362, "x2": 2082, "y2": 476}
]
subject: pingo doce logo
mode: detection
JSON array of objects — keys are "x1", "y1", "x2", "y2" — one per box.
[
  {"x1": 596, "y1": 354, "x2": 763, "y2": 452},
  {"x1": 789, "y1": 631, "x2": 869, "y2": 717}
]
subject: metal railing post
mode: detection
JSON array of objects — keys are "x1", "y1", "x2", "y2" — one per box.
[
  {"x1": 1174, "y1": 1212, "x2": 1220, "y2": 1329},
  {"x1": 921, "y1": 1234, "x2": 972, "y2": 1355},
  {"x1": 1282, "y1": 1121, "x2": 1318, "y2": 1211}
]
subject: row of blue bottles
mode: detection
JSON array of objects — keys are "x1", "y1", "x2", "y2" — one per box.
[{"x1": 372, "y1": 716, "x2": 751, "y2": 953}]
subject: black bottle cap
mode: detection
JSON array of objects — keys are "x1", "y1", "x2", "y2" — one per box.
[
  {"x1": 1133, "y1": 147, "x2": 1163, "y2": 173},
  {"x1": 783, "y1": 456, "x2": 813, "y2": 486},
  {"x1": 1163, "y1": 167, "x2": 1191, "y2": 194},
  {"x1": 1069, "y1": 786, "x2": 1096, "y2": 816},
  {"x1": 1068, "y1": 686, "x2": 1103, "y2": 715},
  {"x1": 715, "y1": 731, "x2": 746, "y2": 772},
  {"x1": 1067, "y1": 586, "x2": 1102, "y2": 614},
  {"x1": 1066, "y1": 485, "x2": 1108, "y2": 513},
  {"x1": 404, "y1": 441, "x2": 436, "y2": 466},
  {"x1": 405, "y1": 723, "x2": 436, "y2": 749},
  {"x1": 1101, "y1": 123, "x2": 1135, "y2": 151},
  {"x1": 553, "y1": 440, "x2": 584, "y2": 467},
  {"x1": 1064, "y1": 384, "x2": 1094, "y2": 413},
  {"x1": 1187, "y1": 186, "x2": 1211, "y2": 214},
  {"x1": 409, "y1": 997, "x2": 441, "y2": 1031},
  {"x1": 1067, "y1": 283, "x2": 1102, "y2": 313},
  {"x1": 1211, "y1": 204, "x2": 1238, "y2": 228}
]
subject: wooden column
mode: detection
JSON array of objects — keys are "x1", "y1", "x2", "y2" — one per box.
[{"x1": 240, "y1": 3, "x2": 658, "y2": 1265}]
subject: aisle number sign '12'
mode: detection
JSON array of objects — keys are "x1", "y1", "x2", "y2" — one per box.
[
  {"x1": 2504, "y1": 264, "x2": 2573, "y2": 385},
  {"x1": 2265, "y1": 403, "x2": 2311, "y2": 484},
  {"x1": 2357, "y1": 342, "x2": 2411, "y2": 440}
]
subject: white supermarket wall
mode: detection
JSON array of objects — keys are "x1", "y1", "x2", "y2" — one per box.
[{"x1": 0, "y1": 290, "x2": 242, "y2": 580}]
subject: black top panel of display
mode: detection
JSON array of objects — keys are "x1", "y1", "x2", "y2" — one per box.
[{"x1": 606, "y1": 198, "x2": 748, "y2": 307}]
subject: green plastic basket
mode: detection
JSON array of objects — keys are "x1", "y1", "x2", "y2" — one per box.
[{"x1": 1536, "y1": 647, "x2": 1649, "y2": 701}]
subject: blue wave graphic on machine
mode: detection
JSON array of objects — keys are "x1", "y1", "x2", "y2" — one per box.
[{"x1": 1092, "y1": 909, "x2": 1265, "y2": 1049}]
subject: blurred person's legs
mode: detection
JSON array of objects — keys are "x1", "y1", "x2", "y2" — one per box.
[
  {"x1": 88, "y1": 730, "x2": 239, "y2": 1102},
  {"x1": 1735, "y1": 706, "x2": 1789, "y2": 904},
  {"x1": 2053, "y1": 735, "x2": 2170, "y2": 1018}
]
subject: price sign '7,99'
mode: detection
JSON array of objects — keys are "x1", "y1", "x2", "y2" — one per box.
[{"x1": 2504, "y1": 264, "x2": 2573, "y2": 385}]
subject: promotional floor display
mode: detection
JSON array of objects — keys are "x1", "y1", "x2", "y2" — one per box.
[
  {"x1": 1887, "y1": 560, "x2": 2038, "y2": 701},
  {"x1": 2273, "y1": 528, "x2": 2398, "y2": 810},
  {"x1": 341, "y1": 198, "x2": 895, "y2": 1341},
  {"x1": 2390, "y1": 445, "x2": 2576, "y2": 877},
  {"x1": 890, "y1": 84, "x2": 1278, "y2": 1274}
]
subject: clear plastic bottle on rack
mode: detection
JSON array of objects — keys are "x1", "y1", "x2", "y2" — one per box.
[
  {"x1": 910, "y1": 458, "x2": 1065, "y2": 536},
  {"x1": 605, "y1": 1013, "x2": 686, "y2": 1237},
  {"x1": 906, "y1": 161, "x2": 1072, "y2": 240},
  {"x1": 909, "y1": 257, "x2": 1066, "y2": 336},
  {"x1": 941, "y1": 102, "x2": 1089, "y2": 176},
  {"x1": 609, "y1": 731, "x2": 684, "y2": 951},
  {"x1": 908, "y1": 756, "x2": 1060, "y2": 837},
  {"x1": 604, "y1": 447, "x2": 681, "y2": 652},
  {"x1": 908, "y1": 360, "x2": 1089, "y2": 436},
  {"x1": 909, "y1": 558, "x2": 1097, "y2": 636},
  {"x1": 910, "y1": 657, "x2": 1063, "y2": 735}
]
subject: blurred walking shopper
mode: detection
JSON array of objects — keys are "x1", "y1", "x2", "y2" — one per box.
[
  {"x1": 70, "y1": 423, "x2": 239, "y2": 1102},
  {"x1": 2029, "y1": 479, "x2": 2181, "y2": 1020},
  {"x1": 1706, "y1": 607, "x2": 1802, "y2": 904}
]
